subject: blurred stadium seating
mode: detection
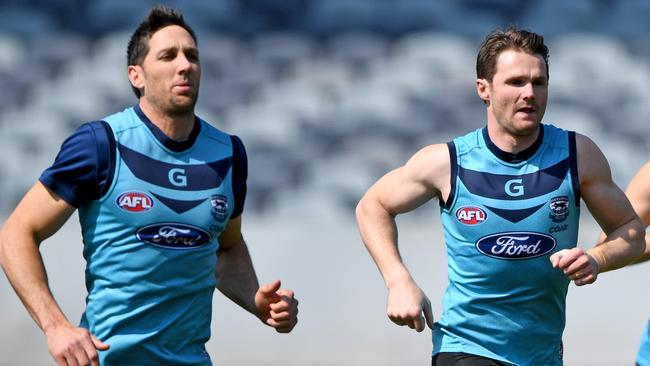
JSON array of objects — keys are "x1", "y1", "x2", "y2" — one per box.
[{"x1": 0, "y1": 0, "x2": 648, "y2": 217}]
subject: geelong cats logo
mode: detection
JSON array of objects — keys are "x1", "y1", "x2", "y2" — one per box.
[
  {"x1": 210, "y1": 194, "x2": 229, "y2": 222},
  {"x1": 549, "y1": 196, "x2": 570, "y2": 222}
]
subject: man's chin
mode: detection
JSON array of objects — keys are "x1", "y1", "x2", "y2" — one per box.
[
  {"x1": 168, "y1": 98, "x2": 197, "y2": 115},
  {"x1": 509, "y1": 121, "x2": 541, "y2": 137}
]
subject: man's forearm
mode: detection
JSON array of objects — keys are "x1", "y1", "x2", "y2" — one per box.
[
  {"x1": 589, "y1": 217, "x2": 646, "y2": 272},
  {"x1": 356, "y1": 197, "x2": 413, "y2": 288},
  {"x1": 215, "y1": 238, "x2": 260, "y2": 316},
  {"x1": 0, "y1": 234, "x2": 69, "y2": 332}
]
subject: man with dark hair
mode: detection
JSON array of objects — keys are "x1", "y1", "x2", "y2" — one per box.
[
  {"x1": 356, "y1": 26, "x2": 645, "y2": 365},
  {"x1": 0, "y1": 6, "x2": 298, "y2": 366}
]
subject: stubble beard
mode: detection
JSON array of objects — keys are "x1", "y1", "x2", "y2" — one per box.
[
  {"x1": 166, "y1": 90, "x2": 199, "y2": 117},
  {"x1": 505, "y1": 121, "x2": 539, "y2": 137}
]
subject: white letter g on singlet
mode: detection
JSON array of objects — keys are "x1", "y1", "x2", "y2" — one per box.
[
  {"x1": 169, "y1": 168, "x2": 188, "y2": 187},
  {"x1": 505, "y1": 178, "x2": 524, "y2": 197}
]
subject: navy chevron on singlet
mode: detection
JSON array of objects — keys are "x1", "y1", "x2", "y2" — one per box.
[
  {"x1": 458, "y1": 158, "x2": 569, "y2": 200},
  {"x1": 484, "y1": 203, "x2": 545, "y2": 223},
  {"x1": 119, "y1": 143, "x2": 233, "y2": 190},
  {"x1": 150, "y1": 192, "x2": 207, "y2": 214}
]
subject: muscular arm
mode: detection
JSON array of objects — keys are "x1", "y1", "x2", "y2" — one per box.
[
  {"x1": 625, "y1": 162, "x2": 650, "y2": 263},
  {"x1": 578, "y1": 135, "x2": 645, "y2": 272},
  {"x1": 0, "y1": 182, "x2": 108, "y2": 365},
  {"x1": 355, "y1": 144, "x2": 450, "y2": 332},
  {"x1": 216, "y1": 216, "x2": 298, "y2": 332},
  {"x1": 600, "y1": 161, "x2": 650, "y2": 263}
]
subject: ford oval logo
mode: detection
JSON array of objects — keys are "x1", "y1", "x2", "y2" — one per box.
[
  {"x1": 117, "y1": 191, "x2": 153, "y2": 212},
  {"x1": 136, "y1": 223, "x2": 212, "y2": 249},
  {"x1": 476, "y1": 231, "x2": 556, "y2": 260}
]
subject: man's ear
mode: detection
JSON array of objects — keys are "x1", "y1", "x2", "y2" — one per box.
[
  {"x1": 128, "y1": 65, "x2": 145, "y2": 91},
  {"x1": 476, "y1": 78, "x2": 490, "y2": 104}
]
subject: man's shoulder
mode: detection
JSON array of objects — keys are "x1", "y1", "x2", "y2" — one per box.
[
  {"x1": 102, "y1": 107, "x2": 140, "y2": 132},
  {"x1": 450, "y1": 127, "x2": 484, "y2": 154},
  {"x1": 197, "y1": 118, "x2": 236, "y2": 147}
]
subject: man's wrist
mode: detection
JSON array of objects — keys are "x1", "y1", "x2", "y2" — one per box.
[
  {"x1": 384, "y1": 269, "x2": 413, "y2": 290},
  {"x1": 586, "y1": 248, "x2": 603, "y2": 274}
]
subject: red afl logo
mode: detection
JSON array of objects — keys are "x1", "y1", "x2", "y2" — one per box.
[
  {"x1": 116, "y1": 191, "x2": 153, "y2": 212},
  {"x1": 456, "y1": 206, "x2": 487, "y2": 225}
]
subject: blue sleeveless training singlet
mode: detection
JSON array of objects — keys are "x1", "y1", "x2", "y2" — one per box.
[
  {"x1": 433, "y1": 124, "x2": 580, "y2": 365},
  {"x1": 76, "y1": 107, "x2": 237, "y2": 365}
]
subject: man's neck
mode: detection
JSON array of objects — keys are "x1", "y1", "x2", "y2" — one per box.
[
  {"x1": 486, "y1": 120, "x2": 540, "y2": 154},
  {"x1": 138, "y1": 100, "x2": 195, "y2": 142}
]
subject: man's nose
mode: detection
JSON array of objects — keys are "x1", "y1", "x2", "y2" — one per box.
[
  {"x1": 177, "y1": 53, "x2": 192, "y2": 73},
  {"x1": 522, "y1": 83, "x2": 536, "y2": 100}
]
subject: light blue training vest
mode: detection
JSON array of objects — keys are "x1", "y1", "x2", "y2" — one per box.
[
  {"x1": 78, "y1": 107, "x2": 236, "y2": 365},
  {"x1": 434, "y1": 124, "x2": 580, "y2": 365}
]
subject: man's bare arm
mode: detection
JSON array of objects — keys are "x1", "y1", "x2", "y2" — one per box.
[
  {"x1": 578, "y1": 135, "x2": 645, "y2": 273},
  {"x1": 0, "y1": 182, "x2": 108, "y2": 366},
  {"x1": 356, "y1": 143, "x2": 450, "y2": 332}
]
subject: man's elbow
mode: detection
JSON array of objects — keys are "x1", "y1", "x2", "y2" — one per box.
[
  {"x1": 355, "y1": 193, "x2": 380, "y2": 225},
  {"x1": 627, "y1": 217, "x2": 647, "y2": 259},
  {"x1": 355, "y1": 196, "x2": 368, "y2": 225}
]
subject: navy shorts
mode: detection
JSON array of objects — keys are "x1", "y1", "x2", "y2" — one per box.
[{"x1": 432, "y1": 352, "x2": 515, "y2": 366}]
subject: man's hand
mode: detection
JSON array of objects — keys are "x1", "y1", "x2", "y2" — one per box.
[
  {"x1": 255, "y1": 280, "x2": 298, "y2": 333},
  {"x1": 386, "y1": 280, "x2": 434, "y2": 332},
  {"x1": 550, "y1": 248, "x2": 599, "y2": 286},
  {"x1": 45, "y1": 322, "x2": 109, "y2": 366}
]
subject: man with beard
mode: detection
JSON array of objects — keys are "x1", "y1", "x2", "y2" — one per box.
[
  {"x1": 0, "y1": 6, "x2": 298, "y2": 366},
  {"x1": 356, "y1": 26, "x2": 645, "y2": 365}
]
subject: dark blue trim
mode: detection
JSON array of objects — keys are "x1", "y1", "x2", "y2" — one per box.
[
  {"x1": 118, "y1": 143, "x2": 233, "y2": 191},
  {"x1": 484, "y1": 203, "x2": 545, "y2": 223},
  {"x1": 482, "y1": 125, "x2": 544, "y2": 163},
  {"x1": 230, "y1": 135, "x2": 247, "y2": 217},
  {"x1": 150, "y1": 192, "x2": 207, "y2": 214},
  {"x1": 568, "y1": 131, "x2": 581, "y2": 207},
  {"x1": 134, "y1": 105, "x2": 201, "y2": 152},
  {"x1": 39, "y1": 121, "x2": 113, "y2": 207},
  {"x1": 459, "y1": 158, "x2": 569, "y2": 201},
  {"x1": 98, "y1": 121, "x2": 116, "y2": 197},
  {"x1": 442, "y1": 141, "x2": 457, "y2": 210}
]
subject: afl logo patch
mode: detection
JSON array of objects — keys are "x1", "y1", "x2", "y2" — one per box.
[
  {"x1": 136, "y1": 223, "x2": 211, "y2": 249},
  {"x1": 476, "y1": 231, "x2": 556, "y2": 260},
  {"x1": 210, "y1": 194, "x2": 229, "y2": 222},
  {"x1": 456, "y1": 206, "x2": 487, "y2": 225},
  {"x1": 116, "y1": 191, "x2": 153, "y2": 212},
  {"x1": 549, "y1": 196, "x2": 569, "y2": 222}
]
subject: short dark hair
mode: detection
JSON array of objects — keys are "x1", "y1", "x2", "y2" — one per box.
[
  {"x1": 126, "y1": 6, "x2": 198, "y2": 97},
  {"x1": 476, "y1": 26, "x2": 549, "y2": 82}
]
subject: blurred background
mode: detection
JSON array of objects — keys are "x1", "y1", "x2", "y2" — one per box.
[{"x1": 0, "y1": 0, "x2": 649, "y2": 365}]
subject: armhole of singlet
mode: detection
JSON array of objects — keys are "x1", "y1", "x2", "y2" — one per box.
[
  {"x1": 441, "y1": 141, "x2": 457, "y2": 210},
  {"x1": 98, "y1": 121, "x2": 116, "y2": 198},
  {"x1": 229, "y1": 134, "x2": 247, "y2": 218},
  {"x1": 568, "y1": 131, "x2": 581, "y2": 207}
]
